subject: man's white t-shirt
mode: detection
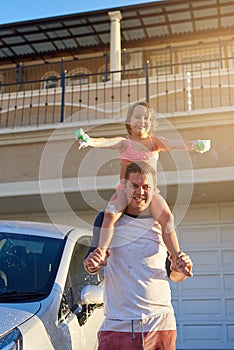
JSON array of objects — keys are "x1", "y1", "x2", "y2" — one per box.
[{"x1": 103, "y1": 214, "x2": 174, "y2": 321}]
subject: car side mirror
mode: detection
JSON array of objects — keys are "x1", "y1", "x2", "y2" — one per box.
[
  {"x1": 74, "y1": 285, "x2": 104, "y2": 326},
  {"x1": 81, "y1": 284, "x2": 104, "y2": 305}
]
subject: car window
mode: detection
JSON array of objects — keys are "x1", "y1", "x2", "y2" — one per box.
[
  {"x1": 0, "y1": 233, "x2": 65, "y2": 302},
  {"x1": 63, "y1": 236, "x2": 104, "y2": 312}
]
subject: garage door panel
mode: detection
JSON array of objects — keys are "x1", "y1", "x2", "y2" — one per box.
[
  {"x1": 182, "y1": 324, "x2": 224, "y2": 344},
  {"x1": 226, "y1": 299, "x2": 234, "y2": 316},
  {"x1": 220, "y1": 226, "x2": 234, "y2": 244},
  {"x1": 179, "y1": 274, "x2": 222, "y2": 294},
  {"x1": 223, "y1": 274, "x2": 234, "y2": 292},
  {"x1": 170, "y1": 282, "x2": 180, "y2": 293},
  {"x1": 179, "y1": 227, "x2": 219, "y2": 246},
  {"x1": 171, "y1": 299, "x2": 179, "y2": 314},
  {"x1": 227, "y1": 325, "x2": 234, "y2": 342},
  {"x1": 190, "y1": 250, "x2": 220, "y2": 269},
  {"x1": 177, "y1": 323, "x2": 234, "y2": 349},
  {"x1": 182, "y1": 299, "x2": 222, "y2": 318},
  {"x1": 174, "y1": 204, "x2": 234, "y2": 349},
  {"x1": 173, "y1": 299, "x2": 222, "y2": 320},
  {"x1": 179, "y1": 204, "x2": 218, "y2": 223},
  {"x1": 222, "y1": 250, "x2": 234, "y2": 266},
  {"x1": 219, "y1": 203, "x2": 234, "y2": 220}
]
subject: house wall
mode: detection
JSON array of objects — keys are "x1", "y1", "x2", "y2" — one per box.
[
  {"x1": 0, "y1": 110, "x2": 233, "y2": 184},
  {"x1": 1, "y1": 6, "x2": 234, "y2": 348}
]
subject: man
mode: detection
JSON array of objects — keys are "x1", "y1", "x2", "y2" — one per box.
[{"x1": 84, "y1": 162, "x2": 193, "y2": 350}]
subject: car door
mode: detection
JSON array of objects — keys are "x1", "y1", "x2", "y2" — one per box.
[{"x1": 58, "y1": 236, "x2": 104, "y2": 350}]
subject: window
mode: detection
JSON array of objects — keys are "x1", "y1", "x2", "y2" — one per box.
[
  {"x1": 60, "y1": 236, "x2": 103, "y2": 324},
  {"x1": 149, "y1": 54, "x2": 172, "y2": 75},
  {"x1": 0, "y1": 74, "x2": 3, "y2": 92},
  {"x1": 41, "y1": 71, "x2": 60, "y2": 89},
  {"x1": 68, "y1": 68, "x2": 91, "y2": 86},
  {"x1": 181, "y1": 53, "x2": 220, "y2": 73},
  {"x1": 69, "y1": 73, "x2": 89, "y2": 86},
  {"x1": 63, "y1": 236, "x2": 103, "y2": 309},
  {"x1": 178, "y1": 43, "x2": 221, "y2": 73},
  {"x1": 231, "y1": 51, "x2": 234, "y2": 68},
  {"x1": 0, "y1": 233, "x2": 65, "y2": 300},
  {"x1": 97, "y1": 64, "x2": 110, "y2": 82},
  {"x1": 147, "y1": 46, "x2": 173, "y2": 76},
  {"x1": 44, "y1": 75, "x2": 59, "y2": 89}
]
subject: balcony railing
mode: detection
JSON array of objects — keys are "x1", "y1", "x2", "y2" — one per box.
[{"x1": 0, "y1": 40, "x2": 234, "y2": 129}]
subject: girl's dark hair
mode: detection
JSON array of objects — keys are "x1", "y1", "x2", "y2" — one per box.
[{"x1": 125, "y1": 102, "x2": 158, "y2": 135}]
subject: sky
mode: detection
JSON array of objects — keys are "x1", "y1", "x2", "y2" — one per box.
[{"x1": 0, "y1": 0, "x2": 160, "y2": 25}]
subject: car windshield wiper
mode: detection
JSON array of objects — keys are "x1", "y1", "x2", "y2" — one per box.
[{"x1": 0, "y1": 291, "x2": 47, "y2": 301}]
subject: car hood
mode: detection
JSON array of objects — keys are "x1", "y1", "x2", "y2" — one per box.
[{"x1": 0, "y1": 302, "x2": 41, "y2": 336}]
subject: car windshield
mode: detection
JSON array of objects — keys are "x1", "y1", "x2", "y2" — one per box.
[{"x1": 0, "y1": 232, "x2": 65, "y2": 302}]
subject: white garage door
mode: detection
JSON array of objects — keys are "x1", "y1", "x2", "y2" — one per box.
[{"x1": 172, "y1": 203, "x2": 234, "y2": 350}]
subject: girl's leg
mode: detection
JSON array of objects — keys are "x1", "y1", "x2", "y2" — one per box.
[
  {"x1": 89, "y1": 211, "x2": 121, "y2": 268},
  {"x1": 98, "y1": 211, "x2": 122, "y2": 253},
  {"x1": 98, "y1": 187, "x2": 128, "y2": 260},
  {"x1": 150, "y1": 192, "x2": 190, "y2": 275}
]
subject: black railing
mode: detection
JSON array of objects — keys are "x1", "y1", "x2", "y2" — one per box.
[{"x1": 0, "y1": 40, "x2": 234, "y2": 129}]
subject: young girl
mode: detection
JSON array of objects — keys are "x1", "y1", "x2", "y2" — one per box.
[{"x1": 75, "y1": 102, "x2": 210, "y2": 274}]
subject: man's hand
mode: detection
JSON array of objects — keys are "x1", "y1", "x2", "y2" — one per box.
[
  {"x1": 84, "y1": 248, "x2": 110, "y2": 274},
  {"x1": 170, "y1": 251, "x2": 193, "y2": 277}
]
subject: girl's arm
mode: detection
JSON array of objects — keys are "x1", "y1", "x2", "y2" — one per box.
[
  {"x1": 156, "y1": 136, "x2": 210, "y2": 153},
  {"x1": 74, "y1": 128, "x2": 125, "y2": 150},
  {"x1": 156, "y1": 136, "x2": 194, "y2": 151},
  {"x1": 89, "y1": 136, "x2": 125, "y2": 149}
]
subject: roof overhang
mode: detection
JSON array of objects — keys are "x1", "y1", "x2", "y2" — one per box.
[{"x1": 0, "y1": 0, "x2": 234, "y2": 64}]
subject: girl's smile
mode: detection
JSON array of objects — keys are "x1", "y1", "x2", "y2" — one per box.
[{"x1": 129, "y1": 105, "x2": 152, "y2": 137}]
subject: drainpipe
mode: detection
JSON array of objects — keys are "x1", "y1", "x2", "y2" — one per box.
[
  {"x1": 186, "y1": 71, "x2": 192, "y2": 112},
  {"x1": 60, "y1": 58, "x2": 66, "y2": 123},
  {"x1": 17, "y1": 62, "x2": 23, "y2": 92},
  {"x1": 108, "y1": 10, "x2": 122, "y2": 82},
  {"x1": 145, "y1": 61, "x2": 150, "y2": 103}
]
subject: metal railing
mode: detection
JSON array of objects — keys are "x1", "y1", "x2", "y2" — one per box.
[{"x1": 0, "y1": 41, "x2": 234, "y2": 129}]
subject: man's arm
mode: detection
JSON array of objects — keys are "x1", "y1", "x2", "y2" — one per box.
[{"x1": 84, "y1": 248, "x2": 110, "y2": 274}]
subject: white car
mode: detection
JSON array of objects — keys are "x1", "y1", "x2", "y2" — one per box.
[{"x1": 0, "y1": 220, "x2": 104, "y2": 350}]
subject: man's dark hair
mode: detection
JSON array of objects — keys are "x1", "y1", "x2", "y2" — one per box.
[{"x1": 124, "y1": 161, "x2": 156, "y2": 184}]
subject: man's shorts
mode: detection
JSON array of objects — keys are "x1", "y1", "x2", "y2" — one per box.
[{"x1": 98, "y1": 312, "x2": 176, "y2": 350}]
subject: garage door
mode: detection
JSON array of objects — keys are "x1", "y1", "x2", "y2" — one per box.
[{"x1": 172, "y1": 203, "x2": 234, "y2": 350}]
